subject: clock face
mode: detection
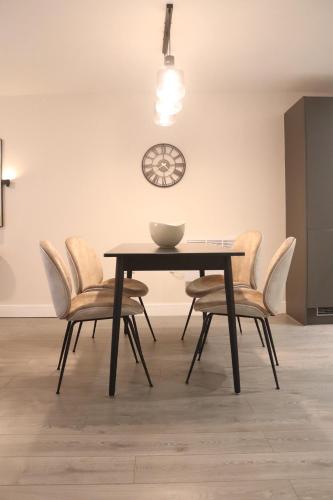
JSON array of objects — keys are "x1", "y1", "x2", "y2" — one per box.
[{"x1": 142, "y1": 144, "x2": 186, "y2": 188}]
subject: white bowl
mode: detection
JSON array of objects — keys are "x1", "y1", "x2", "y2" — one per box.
[{"x1": 149, "y1": 221, "x2": 185, "y2": 248}]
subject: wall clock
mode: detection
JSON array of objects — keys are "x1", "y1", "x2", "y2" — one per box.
[{"x1": 142, "y1": 143, "x2": 186, "y2": 188}]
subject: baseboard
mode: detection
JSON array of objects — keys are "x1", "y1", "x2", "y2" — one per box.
[
  {"x1": 0, "y1": 301, "x2": 286, "y2": 318},
  {"x1": 0, "y1": 304, "x2": 56, "y2": 317}
]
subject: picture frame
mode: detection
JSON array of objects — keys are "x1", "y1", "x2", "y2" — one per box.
[{"x1": 0, "y1": 138, "x2": 3, "y2": 227}]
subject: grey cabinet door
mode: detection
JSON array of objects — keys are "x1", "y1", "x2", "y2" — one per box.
[
  {"x1": 308, "y1": 228, "x2": 333, "y2": 307},
  {"x1": 306, "y1": 98, "x2": 333, "y2": 230}
]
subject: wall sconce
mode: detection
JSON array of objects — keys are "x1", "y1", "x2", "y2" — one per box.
[{"x1": 0, "y1": 139, "x2": 13, "y2": 227}]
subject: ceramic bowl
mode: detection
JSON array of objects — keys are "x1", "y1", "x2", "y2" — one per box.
[{"x1": 149, "y1": 221, "x2": 185, "y2": 248}]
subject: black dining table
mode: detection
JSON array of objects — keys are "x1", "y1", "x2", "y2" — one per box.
[{"x1": 104, "y1": 243, "x2": 245, "y2": 396}]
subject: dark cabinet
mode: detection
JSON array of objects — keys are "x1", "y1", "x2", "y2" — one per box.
[{"x1": 285, "y1": 97, "x2": 333, "y2": 324}]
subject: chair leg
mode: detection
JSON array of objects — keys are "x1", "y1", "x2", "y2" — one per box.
[
  {"x1": 198, "y1": 313, "x2": 213, "y2": 361},
  {"x1": 259, "y1": 318, "x2": 280, "y2": 390},
  {"x1": 92, "y1": 320, "x2": 98, "y2": 339},
  {"x1": 123, "y1": 318, "x2": 129, "y2": 336},
  {"x1": 181, "y1": 298, "x2": 195, "y2": 340},
  {"x1": 186, "y1": 315, "x2": 210, "y2": 384},
  {"x1": 131, "y1": 316, "x2": 142, "y2": 351},
  {"x1": 57, "y1": 322, "x2": 71, "y2": 370},
  {"x1": 128, "y1": 316, "x2": 153, "y2": 387},
  {"x1": 139, "y1": 297, "x2": 156, "y2": 341},
  {"x1": 265, "y1": 318, "x2": 279, "y2": 366},
  {"x1": 254, "y1": 318, "x2": 265, "y2": 348},
  {"x1": 72, "y1": 322, "x2": 83, "y2": 353},
  {"x1": 123, "y1": 317, "x2": 129, "y2": 337},
  {"x1": 123, "y1": 317, "x2": 139, "y2": 363},
  {"x1": 237, "y1": 316, "x2": 243, "y2": 334},
  {"x1": 56, "y1": 322, "x2": 74, "y2": 394}
]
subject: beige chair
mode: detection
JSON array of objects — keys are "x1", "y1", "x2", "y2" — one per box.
[
  {"x1": 65, "y1": 237, "x2": 156, "y2": 341},
  {"x1": 181, "y1": 230, "x2": 262, "y2": 340},
  {"x1": 40, "y1": 240, "x2": 153, "y2": 394},
  {"x1": 186, "y1": 237, "x2": 296, "y2": 390}
]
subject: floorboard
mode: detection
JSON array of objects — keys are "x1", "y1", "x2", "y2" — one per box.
[{"x1": 0, "y1": 314, "x2": 332, "y2": 499}]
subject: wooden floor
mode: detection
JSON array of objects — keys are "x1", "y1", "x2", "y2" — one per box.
[{"x1": 0, "y1": 314, "x2": 333, "y2": 499}]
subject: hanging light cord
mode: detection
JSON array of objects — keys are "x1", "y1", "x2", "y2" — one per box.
[{"x1": 162, "y1": 3, "x2": 173, "y2": 56}]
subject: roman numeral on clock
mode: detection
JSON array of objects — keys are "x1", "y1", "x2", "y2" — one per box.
[{"x1": 174, "y1": 168, "x2": 183, "y2": 176}]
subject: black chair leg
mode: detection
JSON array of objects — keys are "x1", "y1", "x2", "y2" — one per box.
[
  {"x1": 200, "y1": 312, "x2": 207, "y2": 343},
  {"x1": 123, "y1": 317, "x2": 139, "y2": 363},
  {"x1": 265, "y1": 318, "x2": 279, "y2": 366},
  {"x1": 128, "y1": 316, "x2": 153, "y2": 387},
  {"x1": 237, "y1": 316, "x2": 243, "y2": 334},
  {"x1": 254, "y1": 318, "x2": 265, "y2": 347},
  {"x1": 186, "y1": 315, "x2": 210, "y2": 384},
  {"x1": 92, "y1": 320, "x2": 98, "y2": 339},
  {"x1": 72, "y1": 322, "x2": 83, "y2": 353},
  {"x1": 198, "y1": 313, "x2": 213, "y2": 360},
  {"x1": 181, "y1": 298, "x2": 195, "y2": 340},
  {"x1": 131, "y1": 316, "x2": 142, "y2": 351},
  {"x1": 123, "y1": 317, "x2": 129, "y2": 337},
  {"x1": 123, "y1": 318, "x2": 129, "y2": 336},
  {"x1": 259, "y1": 318, "x2": 280, "y2": 390},
  {"x1": 57, "y1": 322, "x2": 71, "y2": 370},
  {"x1": 139, "y1": 297, "x2": 156, "y2": 341},
  {"x1": 56, "y1": 322, "x2": 74, "y2": 394}
]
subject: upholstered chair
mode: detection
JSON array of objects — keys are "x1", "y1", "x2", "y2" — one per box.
[
  {"x1": 186, "y1": 237, "x2": 296, "y2": 390},
  {"x1": 40, "y1": 240, "x2": 153, "y2": 394},
  {"x1": 65, "y1": 237, "x2": 156, "y2": 341},
  {"x1": 182, "y1": 230, "x2": 262, "y2": 340}
]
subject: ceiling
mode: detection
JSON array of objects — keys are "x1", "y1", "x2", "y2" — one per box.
[{"x1": 0, "y1": 0, "x2": 332, "y2": 96}]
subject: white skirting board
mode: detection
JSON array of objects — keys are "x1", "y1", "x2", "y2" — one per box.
[{"x1": 0, "y1": 302, "x2": 286, "y2": 317}]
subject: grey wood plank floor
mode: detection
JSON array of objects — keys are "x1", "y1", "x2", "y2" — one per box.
[{"x1": 0, "y1": 314, "x2": 333, "y2": 499}]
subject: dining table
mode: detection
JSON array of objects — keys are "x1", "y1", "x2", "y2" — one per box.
[{"x1": 104, "y1": 243, "x2": 245, "y2": 396}]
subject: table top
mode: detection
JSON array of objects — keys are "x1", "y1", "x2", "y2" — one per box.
[{"x1": 104, "y1": 243, "x2": 244, "y2": 257}]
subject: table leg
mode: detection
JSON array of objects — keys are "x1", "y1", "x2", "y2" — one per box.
[
  {"x1": 109, "y1": 257, "x2": 124, "y2": 396},
  {"x1": 224, "y1": 256, "x2": 241, "y2": 394}
]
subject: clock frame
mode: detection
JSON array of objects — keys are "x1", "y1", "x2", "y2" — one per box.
[{"x1": 142, "y1": 143, "x2": 186, "y2": 188}]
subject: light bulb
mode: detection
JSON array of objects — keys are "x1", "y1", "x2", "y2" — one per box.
[
  {"x1": 155, "y1": 99, "x2": 183, "y2": 116},
  {"x1": 2, "y1": 167, "x2": 16, "y2": 181},
  {"x1": 154, "y1": 112, "x2": 175, "y2": 127},
  {"x1": 157, "y1": 67, "x2": 185, "y2": 102},
  {"x1": 154, "y1": 53, "x2": 185, "y2": 126}
]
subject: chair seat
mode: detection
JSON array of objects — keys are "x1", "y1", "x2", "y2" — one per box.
[
  {"x1": 194, "y1": 288, "x2": 269, "y2": 318},
  {"x1": 84, "y1": 278, "x2": 148, "y2": 297},
  {"x1": 186, "y1": 274, "x2": 249, "y2": 298},
  {"x1": 67, "y1": 290, "x2": 143, "y2": 321}
]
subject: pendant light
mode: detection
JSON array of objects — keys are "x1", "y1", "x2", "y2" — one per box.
[{"x1": 155, "y1": 4, "x2": 185, "y2": 126}]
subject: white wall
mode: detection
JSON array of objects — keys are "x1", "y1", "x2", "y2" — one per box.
[{"x1": 0, "y1": 91, "x2": 300, "y2": 316}]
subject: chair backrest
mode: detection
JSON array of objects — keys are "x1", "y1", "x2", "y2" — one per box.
[
  {"x1": 40, "y1": 240, "x2": 72, "y2": 319},
  {"x1": 231, "y1": 230, "x2": 262, "y2": 288},
  {"x1": 65, "y1": 237, "x2": 104, "y2": 293},
  {"x1": 263, "y1": 237, "x2": 296, "y2": 315}
]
